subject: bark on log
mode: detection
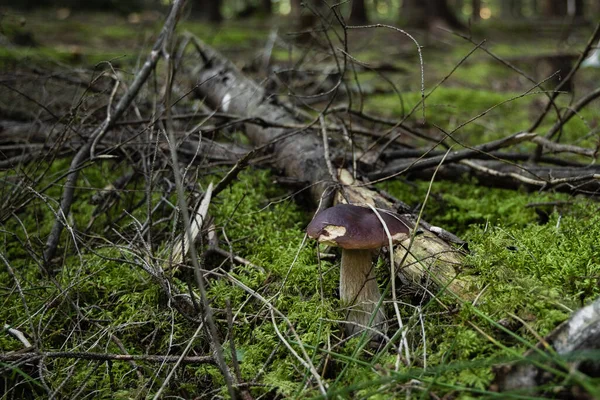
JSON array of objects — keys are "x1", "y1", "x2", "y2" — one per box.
[
  {"x1": 192, "y1": 40, "x2": 472, "y2": 300},
  {"x1": 492, "y1": 296, "x2": 600, "y2": 396},
  {"x1": 193, "y1": 42, "x2": 332, "y2": 206}
]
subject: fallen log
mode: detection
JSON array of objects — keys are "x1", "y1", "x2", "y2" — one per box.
[
  {"x1": 492, "y1": 296, "x2": 600, "y2": 397},
  {"x1": 191, "y1": 39, "x2": 473, "y2": 300}
]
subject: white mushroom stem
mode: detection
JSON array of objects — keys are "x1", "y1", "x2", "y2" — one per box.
[{"x1": 340, "y1": 249, "x2": 385, "y2": 335}]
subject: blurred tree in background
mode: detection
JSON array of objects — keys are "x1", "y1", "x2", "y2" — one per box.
[{"x1": 0, "y1": 1, "x2": 598, "y2": 22}]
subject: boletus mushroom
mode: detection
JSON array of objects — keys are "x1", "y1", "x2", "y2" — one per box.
[{"x1": 307, "y1": 204, "x2": 412, "y2": 336}]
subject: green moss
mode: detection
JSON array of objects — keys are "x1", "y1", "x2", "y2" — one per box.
[
  {"x1": 380, "y1": 178, "x2": 572, "y2": 236},
  {"x1": 3, "y1": 156, "x2": 600, "y2": 397},
  {"x1": 372, "y1": 174, "x2": 599, "y2": 392},
  {"x1": 0, "y1": 45, "x2": 132, "y2": 68},
  {"x1": 180, "y1": 21, "x2": 267, "y2": 48},
  {"x1": 365, "y1": 87, "x2": 536, "y2": 145}
]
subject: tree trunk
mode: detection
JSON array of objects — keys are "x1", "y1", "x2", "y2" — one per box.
[
  {"x1": 291, "y1": 0, "x2": 302, "y2": 17},
  {"x1": 195, "y1": 0, "x2": 222, "y2": 22},
  {"x1": 401, "y1": 0, "x2": 465, "y2": 30},
  {"x1": 262, "y1": 0, "x2": 272, "y2": 15},
  {"x1": 574, "y1": 0, "x2": 584, "y2": 17},
  {"x1": 349, "y1": 0, "x2": 368, "y2": 24},
  {"x1": 543, "y1": 0, "x2": 567, "y2": 16},
  {"x1": 501, "y1": 0, "x2": 522, "y2": 18},
  {"x1": 472, "y1": 0, "x2": 481, "y2": 21},
  {"x1": 401, "y1": 0, "x2": 428, "y2": 29},
  {"x1": 511, "y1": 0, "x2": 522, "y2": 18}
]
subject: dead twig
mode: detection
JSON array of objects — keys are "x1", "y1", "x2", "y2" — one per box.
[
  {"x1": 171, "y1": 182, "x2": 213, "y2": 265},
  {"x1": 0, "y1": 351, "x2": 214, "y2": 364},
  {"x1": 369, "y1": 132, "x2": 536, "y2": 181},
  {"x1": 43, "y1": 0, "x2": 186, "y2": 264}
]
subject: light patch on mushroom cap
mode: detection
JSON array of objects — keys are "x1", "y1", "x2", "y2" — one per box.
[
  {"x1": 391, "y1": 231, "x2": 410, "y2": 242},
  {"x1": 316, "y1": 225, "x2": 347, "y2": 246}
]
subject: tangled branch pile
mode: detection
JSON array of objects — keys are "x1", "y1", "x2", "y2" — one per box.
[{"x1": 2, "y1": 2, "x2": 600, "y2": 398}]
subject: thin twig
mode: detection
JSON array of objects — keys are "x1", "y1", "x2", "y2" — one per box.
[
  {"x1": 43, "y1": 0, "x2": 186, "y2": 263},
  {"x1": 0, "y1": 351, "x2": 214, "y2": 364}
]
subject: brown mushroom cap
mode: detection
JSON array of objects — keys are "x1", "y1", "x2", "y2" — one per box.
[{"x1": 306, "y1": 204, "x2": 411, "y2": 249}]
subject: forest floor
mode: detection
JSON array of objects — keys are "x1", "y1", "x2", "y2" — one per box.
[{"x1": 1, "y1": 7, "x2": 600, "y2": 399}]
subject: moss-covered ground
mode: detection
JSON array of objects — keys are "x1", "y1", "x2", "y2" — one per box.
[
  {"x1": 3, "y1": 163, "x2": 599, "y2": 397},
  {"x1": 2, "y1": 6, "x2": 600, "y2": 399}
]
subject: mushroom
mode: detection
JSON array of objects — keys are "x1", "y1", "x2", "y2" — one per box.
[{"x1": 307, "y1": 204, "x2": 411, "y2": 336}]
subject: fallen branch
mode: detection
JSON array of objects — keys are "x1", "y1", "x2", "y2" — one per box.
[
  {"x1": 0, "y1": 351, "x2": 214, "y2": 365},
  {"x1": 171, "y1": 182, "x2": 213, "y2": 264},
  {"x1": 368, "y1": 132, "x2": 537, "y2": 181},
  {"x1": 404, "y1": 159, "x2": 600, "y2": 193},
  {"x1": 43, "y1": 0, "x2": 186, "y2": 264},
  {"x1": 492, "y1": 296, "x2": 600, "y2": 395}
]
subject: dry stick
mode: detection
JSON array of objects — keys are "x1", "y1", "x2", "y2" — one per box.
[
  {"x1": 450, "y1": 30, "x2": 564, "y2": 129},
  {"x1": 328, "y1": 106, "x2": 443, "y2": 145},
  {"x1": 368, "y1": 132, "x2": 536, "y2": 181},
  {"x1": 459, "y1": 159, "x2": 600, "y2": 189},
  {"x1": 366, "y1": 205, "x2": 410, "y2": 367},
  {"x1": 225, "y1": 299, "x2": 247, "y2": 399},
  {"x1": 209, "y1": 246, "x2": 265, "y2": 273},
  {"x1": 222, "y1": 271, "x2": 328, "y2": 395},
  {"x1": 380, "y1": 148, "x2": 591, "y2": 166},
  {"x1": 166, "y1": 150, "x2": 236, "y2": 399},
  {"x1": 319, "y1": 115, "x2": 338, "y2": 183},
  {"x1": 270, "y1": 310, "x2": 327, "y2": 395},
  {"x1": 369, "y1": 72, "x2": 568, "y2": 183},
  {"x1": 171, "y1": 183, "x2": 213, "y2": 264},
  {"x1": 0, "y1": 254, "x2": 38, "y2": 351},
  {"x1": 366, "y1": 71, "x2": 562, "y2": 181},
  {"x1": 212, "y1": 149, "x2": 258, "y2": 197},
  {"x1": 371, "y1": 39, "x2": 487, "y2": 157},
  {"x1": 367, "y1": 75, "x2": 559, "y2": 182},
  {"x1": 152, "y1": 322, "x2": 206, "y2": 399},
  {"x1": 342, "y1": 23, "x2": 426, "y2": 155},
  {"x1": 3, "y1": 325, "x2": 32, "y2": 348},
  {"x1": 116, "y1": 109, "x2": 405, "y2": 142},
  {"x1": 43, "y1": 0, "x2": 186, "y2": 263},
  {"x1": 412, "y1": 86, "x2": 600, "y2": 187},
  {"x1": 545, "y1": 86, "x2": 600, "y2": 141},
  {"x1": 531, "y1": 135, "x2": 598, "y2": 158},
  {"x1": 0, "y1": 351, "x2": 214, "y2": 364},
  {"x1": 346, "y1": 23, "x2": 424, "y2": 117},
  {"x1": 164, "y1": 71, "x2": 237, "y2": 400}
]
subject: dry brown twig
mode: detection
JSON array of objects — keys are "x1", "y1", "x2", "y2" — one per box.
[
  {"x1": 0, "y1": 351, "x2": 214, "y2": 365},
  {"x1": 43, "y1": 0, "x2": 187, "y2": 264}
]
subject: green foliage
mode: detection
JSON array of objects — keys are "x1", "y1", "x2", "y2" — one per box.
[
  {"x1": 381, "y1": 178, "x2": 571, "y2": 235},
  {"x1": 180, "y1": 21, "x2": 267, "y2": 48},
  {"x1": 366, "y1": 87, "x2": 534, "y2": 145},
  {"x1": 201, "y1": 169, "x2": 340, "y2": 395},
  {"x1": 3, "y1": 157, "x2": 600, "y2": 398},
  {"x1": 375, "y1": 177, "x2": 600, "y2": 395}
]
